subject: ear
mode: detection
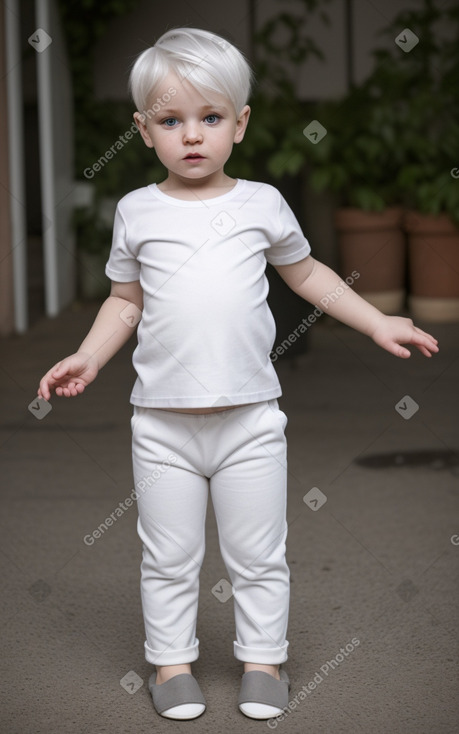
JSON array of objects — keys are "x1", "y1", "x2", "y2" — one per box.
[
  {"x1": 133, "y1": 112, "x2": 154, "y2": 149},
  {"x1": 234, "y1": 105, "x2": 251, "y2": 144}
]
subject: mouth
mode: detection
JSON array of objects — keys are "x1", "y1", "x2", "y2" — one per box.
[{"x1": 184, "y1": 153, "x2": 205, "y2": 160}]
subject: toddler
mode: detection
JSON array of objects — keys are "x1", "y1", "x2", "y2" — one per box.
[{"x1": 38, "y1": 27, "x2": 438, "y2": 722}]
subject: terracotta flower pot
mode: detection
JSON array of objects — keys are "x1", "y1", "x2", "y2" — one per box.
[
  {"x1": 334, "y1": 207, "x2": 406, "y2": 314},
  {"x1": 404, "y1": 211, "x2": 459, "y2": 322}
]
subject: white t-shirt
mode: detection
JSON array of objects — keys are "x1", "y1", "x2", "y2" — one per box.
[{"x1": 105, "y1": 178, "x2": 311, "y2": 408}]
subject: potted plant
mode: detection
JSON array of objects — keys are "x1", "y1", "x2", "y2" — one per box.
[
  {"x1": 390, "y1": 1, "x2": 459, "y2": 321},
  {"x1": 264, "y1": 0, "x2": 459, "y2": 318},
  {"x1": 267, "y1": 69, "x2": 408, "y2": 314},
  {"x1": 227, "y1": 0, "x2": 333, "y2": 357}
]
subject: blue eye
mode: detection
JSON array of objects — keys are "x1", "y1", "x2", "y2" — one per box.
[
  {"x1": 162, "y1": 118, "x2": 178, "y2": 127},
  {"x1": 205, "y1": 114, "x2": 220, "y2": 124}
]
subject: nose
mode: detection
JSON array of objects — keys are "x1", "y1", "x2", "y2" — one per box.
[{"x1": 182, "y1": 121, "x2": 202, "y2": 144}]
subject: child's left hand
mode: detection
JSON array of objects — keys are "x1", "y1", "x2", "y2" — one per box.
[{"x1": 370, "y1": 315, "x2": 439, "y2": 358}]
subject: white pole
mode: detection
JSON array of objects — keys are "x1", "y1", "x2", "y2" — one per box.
[
  {"x1": 35, "y1": 0, "x2": 58, "y2": 316},
  {"x1": 5, "y1": 0, "x2": 28, "y2": 333}
]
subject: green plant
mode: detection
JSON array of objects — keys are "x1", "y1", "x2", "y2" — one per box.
[
  {"x1": 72, "y1": 206, "x2": 112, "y2": 257},
  {"x1": 385, "y1": 1, "x2": 459, "y2": 222},
  {"x1": 58, "y1": 0, "x2": 162, "y2": 253},
  {"x1": 77, "y1": 100, "x2": 166, "y2": 199},
  {"x1": 58, "y1": 1, "x2": 142, "y2": 163},
  {"x1": 227, "y1": 0, "x2": 331, "y2": 181},
  {"x1": 267, "y1": 79, "x2": 408, "y2": 211},
  {"x1": 265, "y1": 0, "x2": 459, "y2": 219}
]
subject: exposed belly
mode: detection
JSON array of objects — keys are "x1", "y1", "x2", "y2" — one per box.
[{"x1": 156, "y1": 403, "x2": 251, "y2": 414}]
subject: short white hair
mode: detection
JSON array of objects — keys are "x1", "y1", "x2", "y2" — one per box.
[{"x1": 129, "y1": 27, "x2": 253, "y2": 115}]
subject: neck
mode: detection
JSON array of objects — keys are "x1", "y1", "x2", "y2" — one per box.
[{"x1": 158, "y1": 171, "x2": 236, "y2": 200}]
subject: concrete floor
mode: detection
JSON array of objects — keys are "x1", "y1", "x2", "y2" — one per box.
[{"x1": 1, "y1": 302, "x2": 458, "y2": 734}]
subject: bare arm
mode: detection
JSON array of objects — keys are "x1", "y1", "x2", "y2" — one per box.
[
  {"x1": 38, "y1": 280, "x2": 143, "y2": 399},
  {"x1": 77, "y1": 280, "x2": 143, "y2": 370},
  {"x1": 275, "y1": 256, "x2": 439, "y2": 358}
]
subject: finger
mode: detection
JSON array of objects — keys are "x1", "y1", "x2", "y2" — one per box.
[
  {"x1": 52, "y1": 364, "x2": 69, "y2": 379},
  {"x1": 420, "y1": 343, "x2": 438, "y2": 357},
  {"x1": 38, "y1": 379, "x2": 51, "y2": 400},
  {"x1": 412, "y1": 336, "x2": 439, "y2": 353},
  {"x1": 62, "y1": 383, "x2": 80, "y2": 398},
  {"x1": 56, "y1": 385, "x2": 73, "y2": 397},
  {"x1": 418, "y1": 347, "x2": 432, "y2": 357},
  {"x1": 387, "y1": 341, "x2": 411, "y2": 358},
  {"x1": 413, "y1": 332, "x2": 439, "y2": 349},
  {"x1": 406, "y1": 328, "x2": 438, "y2": 346},
  {"x1": 413, "y1": 326, "x2": 438, "y2": 342}
]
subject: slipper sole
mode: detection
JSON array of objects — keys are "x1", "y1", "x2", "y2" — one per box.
[
  {"x1": 238, "y1": 668, "x2": 290, "y2": 712},
  {"x1": 149, "y1": 672, "x2": 206, "y2": 718}
]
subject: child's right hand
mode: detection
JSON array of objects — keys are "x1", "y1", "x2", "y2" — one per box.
[{"x1": 38, "y1": 352, "x2": 99, "y2": 400}]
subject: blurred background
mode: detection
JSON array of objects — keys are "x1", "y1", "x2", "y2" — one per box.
[
  {"x1": 1, "y1": 0, "x2": 458, "y2": 340},
  {"x1": 1, "y1": 4, "x2": 459, "y2": 733}
]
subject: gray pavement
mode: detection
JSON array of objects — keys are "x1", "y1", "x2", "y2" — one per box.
[{"x1": 1, "y1": 302, "x2": 458, "y2": 734}]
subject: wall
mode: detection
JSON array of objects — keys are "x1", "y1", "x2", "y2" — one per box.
[{"x1": 93, "y1": 0, "x2": 423, "y2": 103}]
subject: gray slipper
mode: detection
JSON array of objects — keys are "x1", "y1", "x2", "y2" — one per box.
[
  {"x1": 238, "y1": 668, "x2": 290, "y2": 712},
  {"x1": 148, "y1": 672, "x2": 206, "y2": 719}
]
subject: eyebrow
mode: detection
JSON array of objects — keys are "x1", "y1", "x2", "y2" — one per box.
[{"x1": 159, "y1": 104, "x2": 229, "y2": 116}]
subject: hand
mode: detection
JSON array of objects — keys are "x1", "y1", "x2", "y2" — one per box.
[
  {"x1": 38, "y1": 352, "x2": 99, "y2": 400},
  {"x1": 371, "y1": 315, "x2": 439, "y2": 358}
]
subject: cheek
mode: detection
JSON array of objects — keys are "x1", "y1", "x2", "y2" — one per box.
[
  {"x1": 151, "y1": 133, "x2": 175, "y2": 156},
  {"x1": 222, "y1": 136, "x2": 236, "y2": 155}
]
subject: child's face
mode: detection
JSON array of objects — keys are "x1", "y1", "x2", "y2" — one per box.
[{"x1": 134, "y1": 72, "x2": 250, "y2": 187}]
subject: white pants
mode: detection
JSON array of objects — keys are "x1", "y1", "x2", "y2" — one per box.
[{"x1": 131, "y1": 399, "x2": 290, "y2": 666}]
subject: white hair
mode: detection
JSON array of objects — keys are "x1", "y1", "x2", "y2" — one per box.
[{"x1": 129, "y1": 27, "x2": 253, "y2": 115}]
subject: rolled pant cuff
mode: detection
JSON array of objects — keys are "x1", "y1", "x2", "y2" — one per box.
[
  {"x1": 144, "y1": 639, "x2": 200, "y2": 666},
  {"x1": 234, "y1": 641, "x2": 289, "y2": 664}
]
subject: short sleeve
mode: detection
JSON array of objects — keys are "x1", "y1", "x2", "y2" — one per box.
[
  {"x1": 105, "y1": 204, "x2": 141, "y2": 282},
  {"x1": 265, "y1": 192, "x2": 311, "y2": 265}
]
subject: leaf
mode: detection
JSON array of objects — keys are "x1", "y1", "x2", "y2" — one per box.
[
  {"x1": 267, "y1": 151, "x2": 295, "y2": 178},
  {"x1": 352, "y1": 188, "x2": 386, "y2": 212},
  {"x1": 310, "y1": 168, "x2": 331, "y2": 192},
  {"x1": 286, "y1": 151, "x2": 306, "y2": 175}
]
